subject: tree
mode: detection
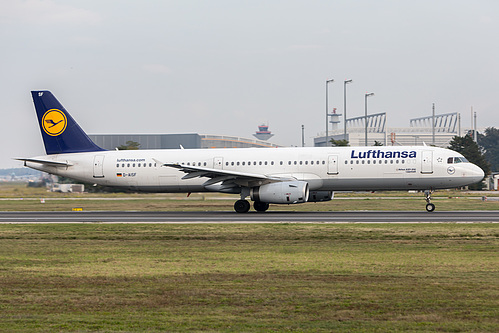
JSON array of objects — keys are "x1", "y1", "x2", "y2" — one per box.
[
  {"x1": 448, "y1": 135, "x2": 490, "y2": 189},
  {"x1": 329, "y1": 139, "x2": 349, "y2": 147},
  {"x1": 117, "y1": 141, "x2": 141, "y2": 150},
  {"x1": 477, "y1": 127, "x2": 499, "y2": 172}
]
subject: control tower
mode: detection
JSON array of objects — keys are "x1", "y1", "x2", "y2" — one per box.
[
  {"x1": 253, "y1": 124, "x2": 274, "y2": 141},
  {"x1": 329, "y1": 108, "x2": 342, "y2": 131}
]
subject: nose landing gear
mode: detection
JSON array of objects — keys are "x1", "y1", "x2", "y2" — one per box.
[{"x1": 425, "y1": 190, "x2": 435, "y2": 212}]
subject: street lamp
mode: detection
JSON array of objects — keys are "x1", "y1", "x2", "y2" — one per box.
[
  {"x1": 301, "y1": 125, "x2": 305, "y2": 147},
  {"x1": 325, "y1": 78, "x2": 334, "y2": 146},
  {"x1": 364, "y1": 92, "x2": 375, "y2": 146},
  {"x1": 343, "y1": 79, "x2": 353, "y2": 141}
]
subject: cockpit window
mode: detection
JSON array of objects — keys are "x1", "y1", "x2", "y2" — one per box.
[{"x1": 448, "y1": 156, "x2": 469, "y2": 164}]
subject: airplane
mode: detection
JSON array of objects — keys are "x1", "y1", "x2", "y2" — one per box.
[{"x1": 17, "y1": 91, "x2": 484, "y2": 213}]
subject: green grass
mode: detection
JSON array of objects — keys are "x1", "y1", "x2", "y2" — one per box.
[
  {"x1": 2, "y1": 183, "x2": 499, "y2": 211},
  {"x1": 0, "y1": 224, "x2": 497, "y2": 332}
]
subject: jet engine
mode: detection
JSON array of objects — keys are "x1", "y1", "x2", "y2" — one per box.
[
  {"x1": 250, "y1": 181, "x2": 309, "y2": 204},
  {"x1": 308, "y1": 191, "x2": 334, "y2": 202}
]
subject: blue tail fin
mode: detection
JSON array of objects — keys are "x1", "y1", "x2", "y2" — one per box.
[{"x1": 31, "y1": 91, "x2": 105, "y2": 154}]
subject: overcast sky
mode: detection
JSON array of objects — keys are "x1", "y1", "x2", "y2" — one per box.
[{"x1": 1, "y1": 0, "x2": 498, "y2": 168}]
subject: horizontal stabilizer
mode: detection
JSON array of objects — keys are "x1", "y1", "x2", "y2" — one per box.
[{"x1": 15, "y1": 158, "x2": 73, "y2": 167}]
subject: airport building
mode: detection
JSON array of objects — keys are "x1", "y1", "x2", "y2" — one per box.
[
  {"x1": 88, "y1": 133, "x2": 281, "y2": 150},
  {"x1": 314, "y1": 111, "x2": 477, "y2": 148}
]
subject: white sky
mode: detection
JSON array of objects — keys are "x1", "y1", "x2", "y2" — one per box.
[{"x1": 1, "y1": 0, "x2": 498, "y2": 168}]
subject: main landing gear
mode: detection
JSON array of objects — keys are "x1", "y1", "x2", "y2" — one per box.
[
  {"x1": 234, "y1": 199, "x2": 251, "y2": 213},
  {"x1": 425, "y1": 190, "x2": 435, "y2": 212},
  {"x1": 253, "y1": 201, "x2": 270, "y2": 212},
  {"x1": 233, "y1": 200, "x2": 270, "y2": 213}
]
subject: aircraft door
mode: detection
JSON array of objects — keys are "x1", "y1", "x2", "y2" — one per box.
[
  {"x1": 213, "y1": 157, "x2": 223, "y2": 169},
  {"x1": 421, "y1": 150, "x2": 433, "y2": 174},
  {"x1": 327, "y1": 155, "x2": 339, "y2": 175},
  {"x1": 93, "y1": 155, "x2": 105, "y2": 178}
]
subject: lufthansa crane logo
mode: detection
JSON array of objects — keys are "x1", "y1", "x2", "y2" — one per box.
[{"x1": 42, "y1": 109, "x2": 67, "y2": 136}]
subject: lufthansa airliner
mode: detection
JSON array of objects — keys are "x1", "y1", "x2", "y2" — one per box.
[{"x1": 18, "y1": 91, "x2": 484, "y2": 213}]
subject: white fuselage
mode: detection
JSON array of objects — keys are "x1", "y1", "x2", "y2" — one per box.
[{"x1": 25, "y1": 146, "x2": 484, "y2": 193}]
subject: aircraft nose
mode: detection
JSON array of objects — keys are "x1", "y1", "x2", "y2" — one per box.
[{"x1": 471, "y1": 164, "x2": 485, "y2": 183}]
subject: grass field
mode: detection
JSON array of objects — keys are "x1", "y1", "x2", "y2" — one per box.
[
  {"x1": 0, "y1": 224, "x2": 498, "y2": 332},
  {"x1": 2, "y1": 183, "x2": 499, "y2": 212}
]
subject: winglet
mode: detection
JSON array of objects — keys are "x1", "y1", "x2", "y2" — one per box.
[{"x1": 31, "y1": 91, "x2": 105, "y2": 155}]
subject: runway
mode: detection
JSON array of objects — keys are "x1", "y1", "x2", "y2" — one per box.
[{"x1": 0, "y1": 211, "x2": 498, "y2": 223}]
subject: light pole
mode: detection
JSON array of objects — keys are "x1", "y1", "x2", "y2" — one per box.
[
  {"x1": 325, "y1": 78, "x2": 334, "y2": 146},
  {"x1": 301, "y1": 125, "x2": 305, "y2": 147},
  {"x1": 343, "y1": 79, "x2": 353, "y2": 141},
  {"x1": 364, "y1": 92, "x2": 374, "y2": 146}
]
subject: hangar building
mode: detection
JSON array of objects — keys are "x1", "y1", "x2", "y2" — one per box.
[{"x1": 88, "y1": 134, "x2": 281, "y2": 150}]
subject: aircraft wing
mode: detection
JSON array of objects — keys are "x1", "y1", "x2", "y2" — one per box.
[
  {"x1": 15, "y1": 158, "x2": 73, "y2": 167},
  {"x1": 154, "y1": 159, "x2": 293, "y2": 188}
]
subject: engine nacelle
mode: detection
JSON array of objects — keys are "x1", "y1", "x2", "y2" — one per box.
[
  {"x1": 308, "y1": 191, "x2": 334, "y2": 202},
  {"x1": 250, "y1": 181, "x2": 309, "y2": 204}
]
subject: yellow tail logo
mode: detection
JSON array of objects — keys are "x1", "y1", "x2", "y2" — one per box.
[{"x1": 42, "y1": 109, "x2": 67, "y2": 136}]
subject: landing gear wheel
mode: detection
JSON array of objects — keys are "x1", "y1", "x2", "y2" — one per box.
[
  {"x1": 424, "y1": 190, "x2": 435, "y2": 212},
  {"x1": 254, "y1": 201, "x2": 270, "y2": 212},
  {"x1": 234, "y1": 200, "x2": 251, "y2": 213}
]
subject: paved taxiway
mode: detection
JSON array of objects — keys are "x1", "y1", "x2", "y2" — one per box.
[{"x1": 0, "y1": 211, "x2": 498, "y2": 223}]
